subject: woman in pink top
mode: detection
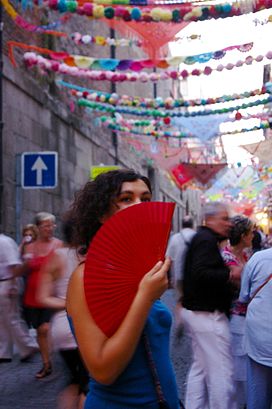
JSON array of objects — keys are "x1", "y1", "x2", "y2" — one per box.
[{"x1": 23, "y1": 212, "x2": 63, "y2": 379}]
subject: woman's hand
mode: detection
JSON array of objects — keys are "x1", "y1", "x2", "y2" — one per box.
[{"x1": 138, "y1": 257, "x2": 171, "y2": 303}]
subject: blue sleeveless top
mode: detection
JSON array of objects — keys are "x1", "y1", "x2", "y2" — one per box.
[{"x1": 84, "y1": 300, "x2": 179, "y2": 409}]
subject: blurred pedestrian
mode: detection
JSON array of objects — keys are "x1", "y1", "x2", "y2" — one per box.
[
  {"x1": 23, "y1": 212, "x2": 63, "y2": 378},
  {"x1": 180, "y1": 202, "x2": 238, "y2": 409},
  {"x1": 19, "y1": 224, "x2": 38, "y2": 260},
  {"x1": 66, "y1": 169, "x2": 180, "y2": 409},
  {"x1": 221, "y1": 215, "x2": 254, "y2": 408},
  {"x1": 167, "y1": 215, "x2": 196, "y2": 290},
  {"x1": 239, "y1": 248, "x2": 272, "y2": 409},
  {"x1": 0, "y1": 233, "x2": 37, "y2": 363},
  {"x1": 39, "y1": 220, "x2": 88, "y2": 409}
]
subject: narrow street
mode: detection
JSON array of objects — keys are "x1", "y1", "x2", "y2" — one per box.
[{"x1": 0, "y1": 289, "x2": 191, "y2": 409}]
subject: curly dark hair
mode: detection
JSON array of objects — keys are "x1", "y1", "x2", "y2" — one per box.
[
  {"x1": 65, "y1": 169, "x2": 152, "y2": 251},
  {"x1": 229, "y1": 215, "x2": 253, "y2": 246}
]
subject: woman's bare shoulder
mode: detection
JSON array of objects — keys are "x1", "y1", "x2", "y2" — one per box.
[{"x1": 67, "y1": 263, "x2": 85, "y2": 309}]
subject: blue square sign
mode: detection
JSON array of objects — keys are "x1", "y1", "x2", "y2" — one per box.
[{"x1": 21, "y1": 152, "x2": 58, "y2": 189}]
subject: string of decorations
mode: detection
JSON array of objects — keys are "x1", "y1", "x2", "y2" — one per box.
[
  {"x1": 101, "y1": 116, "x2": 166, "y2": 127},
  {"x1": 46, "y1": 0, "x2": 272, "y2": 23},
  {"x1": 95, "y1": 114, "x2": 271, "y2": 130},
  {"x1": 51, "y1": 42, "x2": 256, "y2": 67},
  {"x1": 10, "y1": 41, "x2": 257, "y2": 70},
  {"x1": 21, "y1": 50, "x2": 272, "y2": 81},
  {"x1": 96, "y1": 118, "x2": 271, "y2": 139},
  {"x1": 77, "y1": 96, "x2": 272, "y2": 117},
  {"x1": 48, "y1": 0, "x2": 236, "y2": 6},
  {"x1": 71, "y1": 32, "x2": 143, "y2": 47},
  {"x1": 0, "y1": 0, "x2": 68, "y2": 35},
  {"x1": 58, "y1": 79, "x2": 272, "y2": 109},
  {"x1": 70, "y1": 31, "x2": 201, "y2": 47}
]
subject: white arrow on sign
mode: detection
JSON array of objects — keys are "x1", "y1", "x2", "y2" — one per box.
[{"x1": 31, "y1": 156, "x2": 48, "y2": 185}]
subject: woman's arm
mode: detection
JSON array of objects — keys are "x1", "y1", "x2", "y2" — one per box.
[
  {"x1": 38, "y1": 252, "x2": 66, "y2": 310},
  {"x1": 66, "y1": 258, "x2": 171, "y2": 385}
]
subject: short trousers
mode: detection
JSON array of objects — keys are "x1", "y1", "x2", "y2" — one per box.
[{"x1": 23, "y1": 307, "x2": 54, "y2": 329}]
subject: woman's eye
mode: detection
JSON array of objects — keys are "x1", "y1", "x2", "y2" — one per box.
[
  {"x1": 120, "y1": 197, "x2": 131, "y2": 203},
  {"x1": 141, "y1": 197, "x2": 151, "y2": 202}
]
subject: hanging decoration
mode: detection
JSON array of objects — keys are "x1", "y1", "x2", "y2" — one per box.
[
  {"x1": 77, "y1": 97, "x2": 272, "y2": 118},
  {"x1": 241, "y1": 139, "x2": 272, "y2": 165},
  {"x1": 46, "y1": 0, "x2": 272, "y2": 23},
  {"x1": 70, "y1": 31, "x2": 202, "y2": 47},
  {"x1": 70, "y1": 32, "x2": 143, "y2": 47},
  {"x1": 1, "y1": 0, "x2": 68, "y2": 35},
  {"x1": 20, "y1": 50, "x2": 272, "y2": 82},
  {"x1": 98, "y1": 121, "x2": 195, "y2": 139},
  {"x1": 170, "y1": 163, "x2": 194, "y2": 188},
  {"x1": 97, "y1": 115, "x2": 166, "y2": 128},
  {"x1": 104, "y1": 17, "x2": 189, "y2": 60},
  {"x1": 171, "y1": 162, "x2": 227, "y2": 187},
  {"x1": 172, "y1": 114, "x2": 230, "y2": 141},
  {"x1": 204, "y1": 165, "x2": 271, "y2": 212},
  {"x1": 61, "y1": 80, "x2": 272, "y2": 109},
  {"x1": 39, "y1": 41, "x2": 256, "y2": 70},
  {"x1": 94, "y1": 114, "x2": 270, "y2": 139}
]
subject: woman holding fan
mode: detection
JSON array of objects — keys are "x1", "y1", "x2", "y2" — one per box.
[{"x1": 66, "y1": 169, "x2": 180, "y2": 409}]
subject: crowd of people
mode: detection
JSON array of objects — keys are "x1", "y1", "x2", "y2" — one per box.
[{"x1": 0, "y1": 168, "x2": 272, "y2": 409}]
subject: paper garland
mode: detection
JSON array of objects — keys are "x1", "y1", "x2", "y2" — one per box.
[
  {"x1": 11, "y1": 41, "x2": 259, "y2": 72},
  {"x1": 21, "y1": 50, "x2": 272, "y2": 81},
  {"x1": 52, "y1": 43, "x2": 256, "y2": 69}
]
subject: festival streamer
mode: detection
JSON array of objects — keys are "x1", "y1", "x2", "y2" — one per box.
[
  {"x1": 21, "y1": 50, "x2": 272, "y2": 81},
  {"x1": 22, "y1": 42, "x2": 255, "y2": 69}
]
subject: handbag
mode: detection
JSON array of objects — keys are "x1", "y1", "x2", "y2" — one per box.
[{"x1": 143, "y1": 332, "x2": 185, "y2": 409}]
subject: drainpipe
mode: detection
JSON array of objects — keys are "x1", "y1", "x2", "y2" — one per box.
[
  {"x1": 110, "y1": 27, "x2": 118, "y2": 165},
  {"x1": 0, "y1": 5, "x2": 4, "y2": 228}
]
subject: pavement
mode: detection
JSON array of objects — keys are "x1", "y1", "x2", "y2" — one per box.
[
  {"x1": 0, "y1": 351, "x2": 70, "y2": 409},
  {"x1": 0, "y1": 290, "x2": 191, "y2": 408}
]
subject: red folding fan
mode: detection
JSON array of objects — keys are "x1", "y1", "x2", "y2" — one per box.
[{"x1": 84, "y1": 201, "x2": 175, "y2": 337}]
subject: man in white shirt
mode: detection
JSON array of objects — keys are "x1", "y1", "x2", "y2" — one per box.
[
  {"x1": 0, "y1": 234, "x2": 36, "y2": 362},
  {"x1": 167, "y1": 215, "x2": 196, "y2": 290}
]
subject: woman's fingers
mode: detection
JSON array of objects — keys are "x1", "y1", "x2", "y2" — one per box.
[{"x1": 149, "y1": 257, "x2": 171, "y2": 277}]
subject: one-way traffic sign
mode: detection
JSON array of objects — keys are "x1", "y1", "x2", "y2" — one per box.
[{"x1": 21, "y1": 152, "x2": 58, "y2": 189}]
